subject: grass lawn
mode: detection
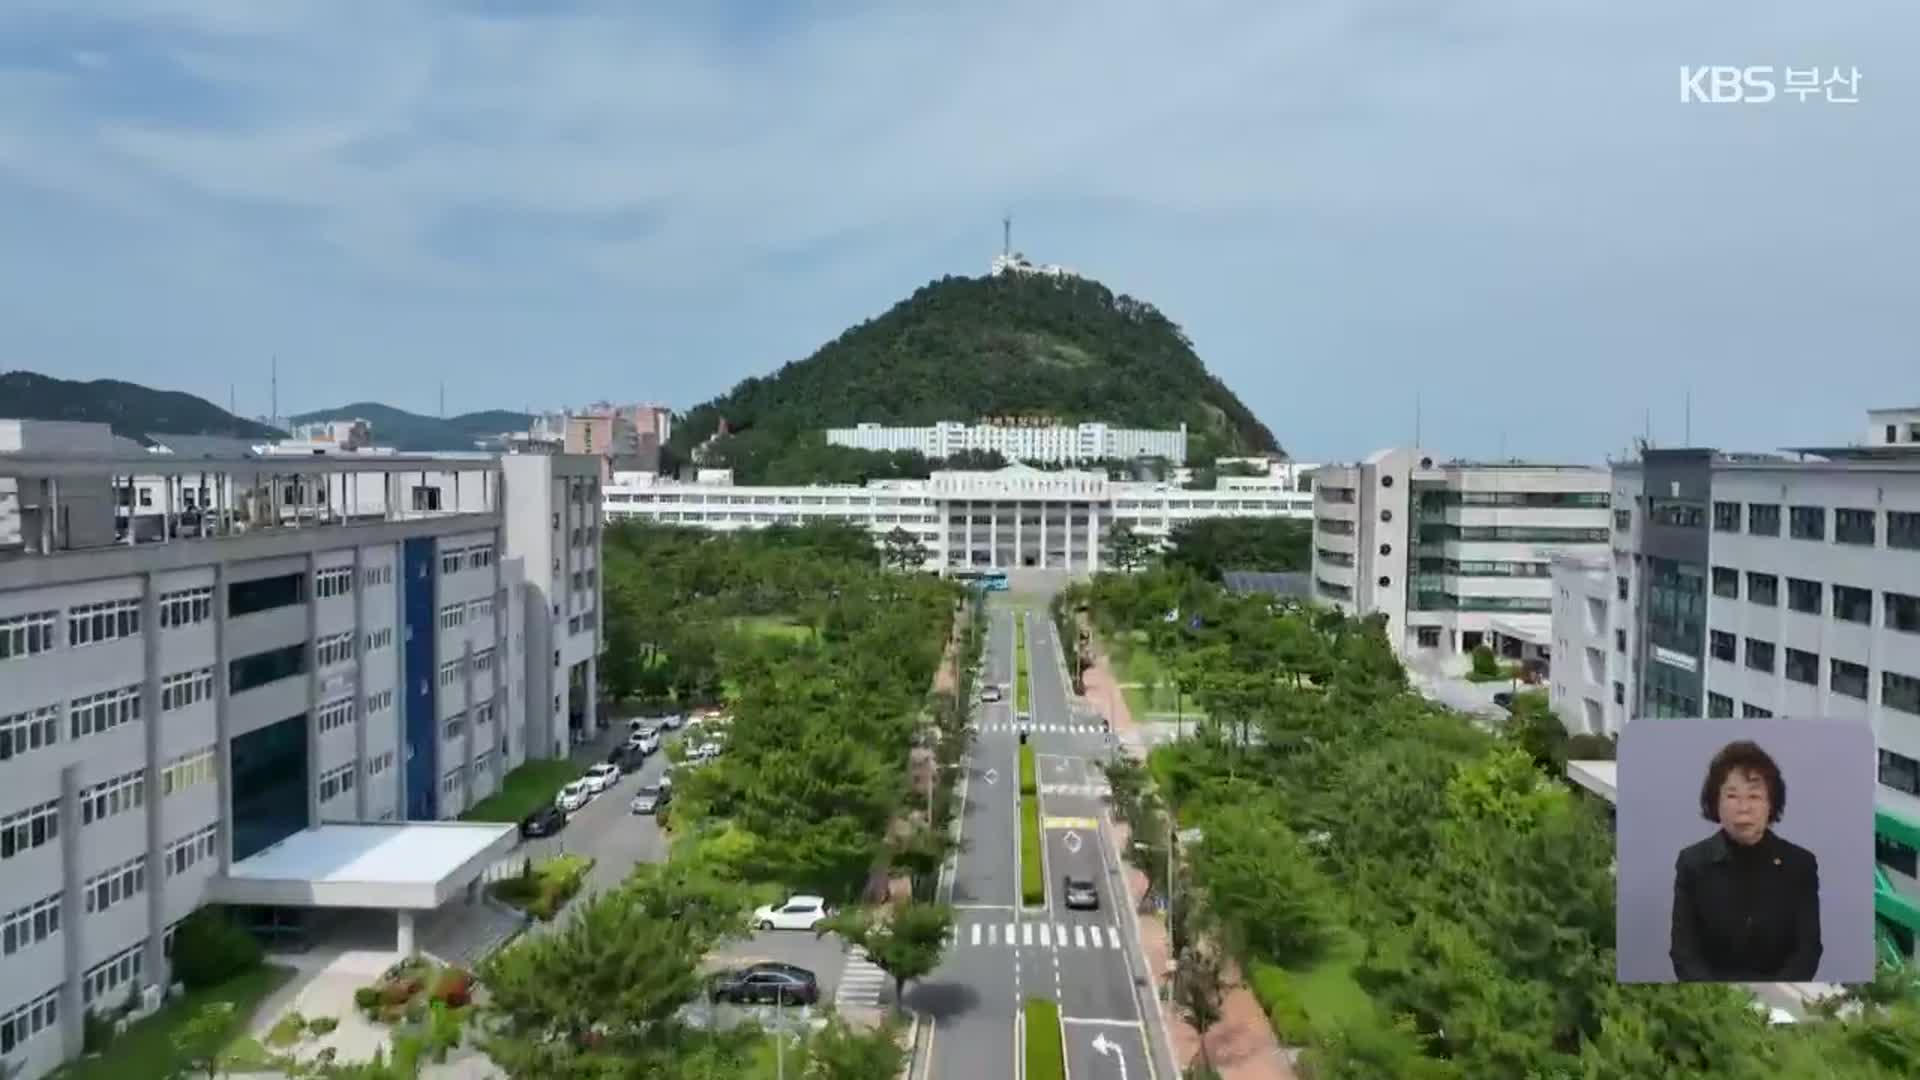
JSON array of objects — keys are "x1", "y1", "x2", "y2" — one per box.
[
  {"x1": 729, "y1": 615, "x2": 813, "y2": 643},
  {"x1": 461, "y1": 758, "x2": 582, "y2": 822},
  {"x1": 56, "y1": 963, "x2": 295, "y2": 1080},
  {"x1": 1290, "y1": 929, "x2": 1375, "y2": 1034},
  {"x1": 1016, "y1": 618, "x2": 1031, "y2": 712},
  {"x1": 1107, "y1": 634, "x2": 1205, "y2": 720}
]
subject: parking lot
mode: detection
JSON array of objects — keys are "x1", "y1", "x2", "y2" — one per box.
[{"x1": 509, "y1": 717, "x2": 878, "y2": 1016}]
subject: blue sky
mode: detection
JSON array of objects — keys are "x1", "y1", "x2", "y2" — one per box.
[{"x1": 0, "y1": 1, "x2": 1911, "y2": 462}]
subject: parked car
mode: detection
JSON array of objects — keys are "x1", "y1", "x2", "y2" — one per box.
[
  {"x1": 629, "y1": 784, "x2": 670, "y2": 815},
  {"x1": 1063, "y1": 876, "x2": 1100, "y2": 911},
  {"x1": 752, "y1": 895, "x2": 831, "y2": 931},
  {"x1": 519, "y1": 805, "x2": 567, "y2": 839},
  {"x1": 628, "y1": 731, "x2": 661, "y2": 756},
  {"x1": 656, "y1": 713, "x2": 686, "y2": 731},
  {"x1": 582, "y1": 763, "x2": 621, "y2": 794},
  {"x1": 980, "y1": 685, "x2": 1003, "y2": 703},
  {"x1": 628, "y1": 718, "x2": 661, "y2": 739},
  {"x1": 707, "y1": 962, "x2": 819, "y2": 1006},
  {"x1": 555, "y1": 779, "x2": 592, "y2": 813},
  {"x1": 1492, "y1": 691, "x2": 1514, "y2": 711}
]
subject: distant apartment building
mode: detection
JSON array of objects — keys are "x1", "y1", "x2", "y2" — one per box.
[
  {"x1": 825, "y1": 420, "x2": 1190, "y2": 467},
  {"x1": 1551, "y1": 413, "x2": 1920, "y2": 962},
  {"x1": 0, "y1": 421, "x2": 603, "y2": 1080},
  {"x1": 286, "y1": 419, "x2": 372, "y2": 450},
  {"x1": 1309, "y1": 448, "x2": 1612, "y2": 661},
  {"x1": 603, "y1": 461, "x2": 1309, "y2": 573},
  {"x1": 564, "y1": 403, "x2": 672, "y2": 478}
]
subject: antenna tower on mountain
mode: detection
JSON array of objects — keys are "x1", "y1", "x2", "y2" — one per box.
[{"x1": 1002, "y1": 213, "x2": 1012, "y2": 257}]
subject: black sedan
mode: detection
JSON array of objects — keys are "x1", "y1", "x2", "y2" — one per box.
[
  {"x1": 1063, "y1": 876, "x2": 1100, "y2": 911},
  {"x1": 519, "y1": 805, "x2": 567, "y2": 839},
  {"x1": 708, "y1": 962, "x2": 820, "y2": 1006}
]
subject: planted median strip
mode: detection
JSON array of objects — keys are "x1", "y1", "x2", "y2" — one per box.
[
  {"x1": 1016, "y1": 615, "x2": 1031, "y2": 712},
  {"x1": 1023, "y1": 997, "x2": 1065, "y2": 1080},
  {"x1": 1019, "y1": 743, "x2": 1045, "y2": 906}
]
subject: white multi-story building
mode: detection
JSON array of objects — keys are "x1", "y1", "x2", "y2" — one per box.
[
  {"x1": 603, "y1": 462, "x2": 1312, "y2": 573},
  {"x1": 1552, "y1": 427, "x2": 1920, "y2": 961},
  {"x1": 824, "y1": 420, "x2": 1190, "y2": 466},
  {"x1": 0, "y1": 423, "x2": 602, "y2": 1080},
  {"x1": 1310, "y1": 448, "x2": 1612, "y2": 661}
]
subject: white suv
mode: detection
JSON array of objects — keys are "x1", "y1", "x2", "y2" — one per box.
[{"x1": 752, "y1": 895, "x2": 831, "y2": 932}]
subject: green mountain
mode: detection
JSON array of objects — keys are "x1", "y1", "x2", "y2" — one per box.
[
  {"x1": 289, "y1": 403, "x2": 534, "y2": 451},
  {"x1": 668, "y1": 272, "x2": 1280, "y2": 484},
  {"x1": 0, "y1": 370, "x2": 283, "y2": 443}
]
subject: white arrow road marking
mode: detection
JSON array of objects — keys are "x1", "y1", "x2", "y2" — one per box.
[
  {"x1": 983, "y1": 768, "x2": 999, "y2": 785},
  {"x1": 1090, "y1": 1032, "x2": 1131, "y2": 1080},
  {"x1": 1063, "y1": 830, "x2": 1083, "y2": 855}
]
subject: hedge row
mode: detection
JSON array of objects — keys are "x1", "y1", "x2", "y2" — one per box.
[
  {"x1": 1020, "y1": 794, "x2": 1045, "y2": 907},
  {"x1": 1023, "y1": 997, "x2": 1064, "y2": 1080},
  {"x1": 1018, "y1": 744, "x2": 1037, "y2": 795}
]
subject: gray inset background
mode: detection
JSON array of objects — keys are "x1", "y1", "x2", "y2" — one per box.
[{"x1": 1615, "y1": 717, "x2": 1875, "y2": 984}]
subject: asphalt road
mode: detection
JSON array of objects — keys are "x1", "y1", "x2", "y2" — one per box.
[
  {"x1": 1025, "y1": 609, "x2": 1160, "y2": 1080},
  {"x1": 918, "y1": 604, "x2": 1023, "y2": 1080}
]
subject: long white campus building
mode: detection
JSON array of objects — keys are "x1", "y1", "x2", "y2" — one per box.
[
  {"x1": 824, "y1": 420, "x2": 1190, "y2": 466},
  {"x1": 603, "y1": 461, "x2": 1313, "y2": 573},
  {"x1": 1550, "y1": 408, "x2": 1920, "y2": 961},
  {"x1": 0, "y1": 420, "x2": 604, "y2": 1079},
  {"x1": 1309, "y1": 448, "x2": 1613, "y2": 662}
]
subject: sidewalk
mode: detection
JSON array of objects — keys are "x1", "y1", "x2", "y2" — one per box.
[{"x1": 1078, "y1": 621, "x2": 1297, "y2": 1080}]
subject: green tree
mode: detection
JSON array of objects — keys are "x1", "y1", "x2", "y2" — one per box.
[
  {"x1": 819, "y1": 902, "x2": 954, "y2": 1014},
  {"x1": 802, "y1": 1016, "x2": 908, "y2": 1079},
  {"x1": 880, "y1": 526, "x2": 932, "y2": 572},
  {"x1": 1102, "y1": 521, "x2": 1155, "y2": 573},
  {"x1": 1189, "y1": 803, "x2": 1340, "y2": 968},
  {"x1": 1173, "y1": 942, "x2": 1228, "y2": 1070},
  {"x1": 171, "y1": 1001, "x2": 237, "y2": 1080}
]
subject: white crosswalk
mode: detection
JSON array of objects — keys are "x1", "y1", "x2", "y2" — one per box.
[
  {"x1": 957, "y1": 920, "x2": 1125, "y2": 952},
  {"x1": 974, "y1": 722, "x2": 1108, "y2": 734},
  {"x1": 835, "y1": 945, "x2": 888, "y2": 1009},
  {"x1": 1037, "y1": 783, "x2": 1112, "y2": 799}
]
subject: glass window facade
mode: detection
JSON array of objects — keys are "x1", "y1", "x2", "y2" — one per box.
[{"x1": 230, "y1": 714, "x2": 308, "y2": 862}]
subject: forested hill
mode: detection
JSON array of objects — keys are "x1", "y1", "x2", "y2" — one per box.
[
  {"x1": 669, "y1": 273, "x2": 1281, "y2": 484},
  {"x1": 0, "y1": 371, "x2": 282, "y2": 443}
]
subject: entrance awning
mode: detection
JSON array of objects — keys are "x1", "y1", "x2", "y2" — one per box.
[
  {"x1": 208, "y1": 822, "x2": 517, "y2": 910},
  {"x1": 1488, "y1": 615, "x2": 1551, "y2": 648}
]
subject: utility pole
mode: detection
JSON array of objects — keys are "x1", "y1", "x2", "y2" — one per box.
[{"x1": 270, "y1": 355, "x2": 278, "y2": 429}]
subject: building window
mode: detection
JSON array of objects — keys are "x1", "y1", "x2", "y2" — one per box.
[
  {"x1": 468, "y1": 598, "x2": 493, "y2": 621},
  {"x1": 365, "y1": 689, "x2": 394, "y2": 715},
  {"x1": 1784, "y1": 647, "x2": 1819, "y2": 685},
  {"x1": 1877, "y1": 835, "x2": 1919, "y2": 878},
  {"x1": 1648, "y1": 498, "x2": 1705, "y2": 528},
  {"x1": 1614, "y1": 628, "x2": 1626, "y2": 653},
  {"x1": 1881, "y1": 749, "x2": 1920, "y2": 796},
  {"x1": 314, "y1": 567, "x2": 355, "y2": 599},
  {"x1": 1891, "y1": 511, "x2": 1920, "y2": 551},
  {"x1": 1887, "y1": 591, "x2": 1920, "y2": 634},
  {"x1": 474, "y1": 648, "x2": 495, "y2": 675},
  {"x1": 161, "y1": 748, "x2": 216, "y2": 796},
  {"x1": 1834, "y1": 508, "x2": 1876, "y2": 545},
  {"x1": 1833, "y1": 584, "x2": 1873, "y2": 624},
  {"x1": 158, "y1": 586, "x2": 215, "y2": 628},
  {"x1": 66, "y1": 598, "x2": 141, "y2": 648},
  {"x1": 0, "y1": 892, "x2": 60, "y2": 957},
  {"x1": 317, "y1": 697, "x2": 355, "y2": 734},
  {"x1": 317, "y1": 631, "x2": 356, "y2": 669},
  {"x1": 362, "y1": 564, "x2": 393, "y2": 588},
  {"x1": 468, "y1": 546, "x2": 494, "y2": 570},
  {"x1": 1616, "y1": 576, "x2": 1629, "y2": 601},
  {"x1": 1789, "y1": 505, "x2": 1826, "y2": 540},
  {"x1": 1613, "y1": 681, "x2": 1624, "y2": 705},
  {"x1": 228, "y1": 572, "x2": 307, "y2": 617},
  {"x1": 1646, "y1": 558, "x2": 1705, "y2": 657},
  {"x1": 1707, "y1": 692, "x2": 1734, "y2": 718},
  {"x1": 69, "y1": 684, "x2": 141, "y2": 739},
  {"x1": 160, "y1": 667, "x2": 215, "y2": 712},
  {"x1": 0, "y1": 704, "x2": 60, "y2": 763},
  {"x1": 1711, "y1": 501, "x2": 1740, "y2": 531},
  {"x1": 1743, "y1": 703, "x2": 1773, "y2": 719},
  {"x1": 1746, "y1": 572, "x2": 1779, "y2": 607},
  {"x1": 1786, "y1": 577, "x2": 1823, "y2": 614},
  {"x1": 1885, "y1": 671, "x2": 1920, "y2": 715},
  {"x1": 365, "y1": 750, "x2": 395, "y2": 778},
  {"x1": 165, "y1": 824, "x2": 219, "y2": 877},
  {"x1": 441, "y1": 548, "x2": 464, "y2": 575},
  {"x1": 1747, "y1": 502, "x2": 1781, "y2": 536},
  {"x1": 1831, "y1": 658, "x2": 1870, "y2": 700},
  {"x1": 230, "y1": 642, "x2": 308, "y2": 695},
  {"x1": 1, "y1": 800, "x2": 59, "y2": 861},
  {"x1": 1744, "y1": 637, "x2": 1775, "y2": 673},
  {"x1": 1710, "y1": 566, "x2": 1739, "y2": 599},
  {"x1": 1613, "y1": 509, "x2": 1631, "y2": 531},
  {"x1": 439, "y1": 604, "x2": 465, "y2": 631},
  {"x1": 82, "y1": 942, "x2": 144, "y2": 1007},
  {"x1": 1417, "y1": 626, "x2": 1440, "y2": 648},
  {"x1": 0, "y1": 986, "x2": 60, "y2": 1056},
  {"x1": 365, "y1": 627, "x2": 393, "y2": 653},
  {"x1": 439, "y1": 659, "x2": 463, "y2": 688},
  {"x1": 318, "y1": 763, "x2": 356, "y2": 803},
  {"x1": 444, "y1": 713, "x2": 466, "y2": 741},
  {"x1": 79, "y1": 769, "x2": 145, "y2": 825},
  {"x1": 0, "y1": 610, "x2": 58, "y2": 661},
  {"x1": 412, "y1": 487, "x2": 443, "y2": 512},
  {"x1": 441, "y1": 765, "x2": 467, "y2": 797},
  {"x1": 1709, "y1": 630, "x2": 1736, "y2": 662},
  {"x1": 82, "y1": 855, "x2": 146, "y2": 914}
]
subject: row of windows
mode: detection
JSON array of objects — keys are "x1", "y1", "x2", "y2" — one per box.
[
  {"x1": 444, "y1": 712, "x2": 466, "y2": 741},
  {"x1": 231, "y1": 642, "x2": 306, "y2": 695},
  {"x1": 365, "y1": 564, "x2": 394, "y2": 588},
  {"x1": 318, "y1": 696, "x2": 355, "y2": 734},
  {"x1": 161, "y1": 667, "x2": 215, "y2": 712},
  {"x1": 68, "y1": 598, "x2": 142, "y2": 647},
  {"x1": 441, "y1": 545, "x2": 494, "y2": 574},
  {"x1": 80, "y1": 769, "x2": 145, "y2": 826},
  {"x1": 317, "y1": 631, "x2": 355, "y2": 669},
  {"x1": 469, "y1": 597, "x2": 494, "y2": 621},
  {"x1": 1708, "y1": 500, "x2": 1920, "y2": 548},
  {"x1": 1711, "y1": 570, "x2": 1920, "y2": 630},
  {"x1": 474, "y1": 648, "x2": 496, "y2": 675},
  {"x1": 1417, "y1": 489, "x2": 1611, "y2": 509},
  {"x1": 166, "y1": 825, "x2": 218, "y2": 878},
  {"x1": 367, "y1": 689, "x2": 394, "y2": 715},
  {"x1": 1702, "y1": 694, "x2": 1783, "y2": 720},
  {"x1": 0, "y1": 705, "x2": 58, "y2": 763},
  {"x1": 1707, "y1": 632, "x2": 1920, "y2": 710},
  {"x1": 319, "y1": 763, "x2": 356, "y2": 803},
  {"x1": 71, "y1": 684, "x2": 141, "y2": 739},
  {"x1": 441, "y1": 764, "x2": 467, "y2": 796},
  {"x1": 1415, "y1": 557, "x2": 1552, "y2": 578},
  {"x1": 366, "y1": 750, "x2": 396, "y2": 778},
  {"x1": 84, "y1": 855, "x2": 146, "y2": 915},
  {"x1": 0, "y1": 986, "x2": 59, "y2": 1056},
  {"x1": 440, "y1": 660, "x2": 463, "y2": 688},
  {"x1": 83, "y1": 941, "x2": 144, "y2": 1006},
  {"x1": 315, "y1": 566, "x2": 354, "y2": 599},
  {"x1": 1418, "y1": 524, "x2": 1610, "y2": 544},
  {"x1": 158, "y1": 585, "x2": 215, "y2": 628},
  {"x1": 0, "y1": 610, "x2": 57, "y2": 660},
  {"x1": 366, "y1": 627, "x2": 393, "y2": 652},
  {"x1": 1, "y1": 799, "x2": 59, "y2": 861},
  {"x1": 1, "y1": 893, "x2": 60, "y2": 957},
  {"x1": 162, "y1": 748, "x2": 216, "y2": 796},
  {"x1": 440, "y1": 603, "x2": 466, "y2": 630}
]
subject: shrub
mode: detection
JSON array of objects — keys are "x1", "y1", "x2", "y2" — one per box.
[
  {"x1": 1470, "y1": 644, "x2": 1499, "y2": 678},
  {"x1": 1020, "y1": 795, "x2": 1045, "y2": 906},
  {"x1": 1247, "y1": 961, "x2": 1313, "y2": 1045},
  {"x1": 430, "y1": 969, "x2": 474, "y2": 1008},
  {"x1": 266, "y1": 1012, "x2": 307, "y2": 1048},
  {"x1": 353, "y1": 987, "x2": 381, "y2": 1011},
  {"x1": 309, "y1": 1015, "x2": 339, "y2": 1036},
  {"x1": 1019, "y1": 744, "x2": 1037, "y2": 796},
  {"x1": 167, "y1": 906, "x2": 264, "y2": 990},
  {"x1": 382, "y1": 978, "x2": 419, "y2": 1007},
  {"x1": 1023, "y1": 998, "x2": 1065, "y2": 1080}
]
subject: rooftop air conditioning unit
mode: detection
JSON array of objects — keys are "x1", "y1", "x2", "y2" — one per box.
[{"x1": 142, "y1": 984, "x2": 164, "y2": 1014}]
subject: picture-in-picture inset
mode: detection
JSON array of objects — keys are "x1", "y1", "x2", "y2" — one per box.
[{"x1": 1615, "y1": 717, "x2": 1875, "y2": 985}]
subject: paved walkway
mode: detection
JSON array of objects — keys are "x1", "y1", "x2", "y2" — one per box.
[{"x1": 1078, "y1": 623, "x2": 1298, "y2": 1080}]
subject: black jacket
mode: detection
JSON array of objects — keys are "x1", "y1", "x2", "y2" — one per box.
[{"x1": 1670, "y1": 828, "x2": 1822, "y2": 982}]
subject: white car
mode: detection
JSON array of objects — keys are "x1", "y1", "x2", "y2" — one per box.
[
  {"x1": 980, "y1": 685, "x2": 1003, "y2": 703},
  {"x1": 554, "y1": 780, "x2": 592, "y2": 813},
  {"x1": 657, "y1": 713, "x2": 686, "y2": 731},
  {"x1": 627, "y1": 732, "x2": 660, "y2": 756},
  {"x1": 752, "y1": 895, "x2": 831, "y2": 932},
  {"x1": 582, "y1": 763, "x2": 620, "y2": 794}
]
